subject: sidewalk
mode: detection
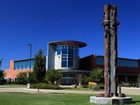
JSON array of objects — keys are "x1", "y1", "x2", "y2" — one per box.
[{"x1": 0, "y1": 87, "x2": 140, "y2": 95}]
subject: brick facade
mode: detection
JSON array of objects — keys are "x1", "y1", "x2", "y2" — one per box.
[{"x1": 4, "y1": 60, "x2": 31, "y2": 80}]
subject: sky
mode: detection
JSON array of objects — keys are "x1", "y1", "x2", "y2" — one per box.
[{"x1": 0, "y1": 0, "x2": 140, "y2": 69}]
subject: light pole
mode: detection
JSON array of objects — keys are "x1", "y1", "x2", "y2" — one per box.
[{"x1": 27, "y1": 44, "x2": 32, "y2": 88}]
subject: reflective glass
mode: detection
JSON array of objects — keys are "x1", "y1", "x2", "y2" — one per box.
[
  {"x1": 62, "y1": 61, "x2": 67, "y2": 67},
  {"x1": 62, "y1": 55, "x2": 67, "y2": 58},
  {"x1": 68, "y1": 48, "x2": 73, "y2": 54},
  {"x1": 56, "y1": 45, "x2": 61, "y2": 55},
  {"x1": 14, "y1": 59, "x2": 34, "y2": 70},
  {"x1": 62, "y1": 58, "x2": 67, "y2": 61},
  {"x1": 74, "y1": 47, "x2": 78, "y2": 57},
  {"x1": 60, "y1": 45, "x2": 74, "y2": 68},
  {"x1": 118, "y1": 59, "x2": 138, "y2": 68},
  {"x1": 68, "y1": 60, "x2": 73, "y2": 67},
  {"x1": 95, "y1": 57, "x2": 138, "y2": 68}
]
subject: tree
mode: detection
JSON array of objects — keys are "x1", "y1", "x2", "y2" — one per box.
[
  {"x1": 89, "y1": 67, "x2": 103, "y2": 83},
  {"x1": 16, "y1": 72, "x2": 27, "y2": 84},
  {"x1": 46, "y1": 70, "x2": 62, "y2": 84},
  {"x1": 0, "y1": 70, "x2": 4, "y2": 80},
  {"x1": 0, "y1": 59, "x2": 4, "y2": 84},
  {"x1": 33, "y1": 49, "x2": 46, "y2": 82}
]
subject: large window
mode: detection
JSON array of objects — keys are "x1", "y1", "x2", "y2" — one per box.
[
  {"x1": 95, "y1": 57, "x2": 138, "y2": 68},
  {"x1": 56, "y1": 45, "x2": 79, "y2": 68},
  {"x1": 118, "y1": 59, "x2": 138, "y2": 68},
  {"x1": 14, "y1": 59, "x2": 34, "y2": 70}
]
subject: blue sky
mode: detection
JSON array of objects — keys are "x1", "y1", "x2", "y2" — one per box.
[{"x1": 0, "y1": 0, "x2": 140, "y2": 69}]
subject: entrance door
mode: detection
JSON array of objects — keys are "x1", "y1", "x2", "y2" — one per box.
[{"x1": 61, "y1": 77, "x2": 74, "y2": 85}]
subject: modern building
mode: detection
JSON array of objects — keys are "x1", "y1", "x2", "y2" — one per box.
[
  {"x1": 47, "y1": 40, "x2": 88, "y2": 85},
  {"x1": 4, "y1": 59, "x2": 34, "y2": 80},
  {"x1": 4, "y1": 40, "x2": 140, "y2": 85},
  {"x1": 80, "y1": 55, "x2": 140, "y2": 82}
]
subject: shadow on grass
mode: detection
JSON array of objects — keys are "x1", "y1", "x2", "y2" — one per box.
[{"x1": 132, "y1": 100, "x2": 140, "y2": 104}]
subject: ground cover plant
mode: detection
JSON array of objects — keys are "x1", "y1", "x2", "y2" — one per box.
[{"x1": 0, "y1": 93, "x2": 140, "y2": 105}]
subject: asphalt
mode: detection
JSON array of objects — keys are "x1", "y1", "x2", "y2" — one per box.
[{"x1": 0, "y1": 86, "x2": 140, "y2": 95}]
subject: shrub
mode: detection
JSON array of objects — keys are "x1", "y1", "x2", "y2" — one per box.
[
  {"x1": 31, "y1": 83, "x2": 61, "y2": 89},
  {"x1": 88, "y1": 82, "x2": 97, "y2": 89},
  {"x1": 92, "y1": 85, "x2": 100, "y2": 91},
  {"x1": 16, "y1": 72, "x2": 27, "y2": 84},
  {"x1": 82, "y1": 84, "x2": 88, "y2": 88},
  {"x1": 46, "y1": 70, "x2": 62, "y2": 84}
]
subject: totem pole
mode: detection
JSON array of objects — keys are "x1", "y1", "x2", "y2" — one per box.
[{"x1": 103, "y1": 4, "x2": 119, "y2": 97}]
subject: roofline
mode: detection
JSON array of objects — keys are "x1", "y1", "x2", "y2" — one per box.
[
  {"x1": 14, "y1": 58, "x2": 34, "y2": 62},
  {"x1": 49, "y1": 40, "x2": 87, "y2": 48},
  {"x1": 96, "y1": 55, "x2": 138, "y2": 61},
  {"x1": 81, "y1": 54, "x2": 139, "y2": 61}
]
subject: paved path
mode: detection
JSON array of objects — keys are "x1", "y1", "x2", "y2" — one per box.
[{"x1": 0, "y1": 86, "x2": 140, "y2": 95}]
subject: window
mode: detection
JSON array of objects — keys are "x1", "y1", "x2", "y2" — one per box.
[
  {"x1": 14, "y1": 59, "x2": 34, "y2": 70},
  {"x1": 62, "y1": 61, "x2": 67, "y2": 67},
  {"x1": 68, "y1": 60, "x2": 73, "y2": 67},
  {"x1": 56, "y1": 45, "x2": 61, "y2": 55},
  {"x1": 74, "y1": 46, "x2": 78, "y2": 57},
  {"x1": 62, "y1": 46, "x2": 68, "y2": 54},
  {"x1": 95, "y1": 57, "x2": 104, "y2": 65},
  {"x1": 56, "y1": 45, "x2": 76, "y2": 68},
  {"x1": 95, "y1": 57, "x2": 138, "y2": 68},
  {"x1": 118, "y1": 59, "x2": 138, "y2": 68}
]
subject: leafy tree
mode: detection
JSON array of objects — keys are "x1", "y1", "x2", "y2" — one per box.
[
  {"x1": 0, "y1": 70, "x2": 4, "y2": 80},
  {"x1": 89, "y1": 67, "x2": 103, "y2": 83},
  {"x1": 16, "y1": 72, "x2": 27, "y2": 84},
  {"x1": 46, "y1": 70, "x2": 62, "y2": 84},
  {"x1": 33, "y1": 49, "x2": 46, "y2": 82},
  {"x1": 0, "y1": 59, "x2": 4, "y2": 84},
  {"x1": 16, "y1": 72, "x2": 34, "y2": 84}
]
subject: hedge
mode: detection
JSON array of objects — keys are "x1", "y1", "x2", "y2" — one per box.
[{"x1": 31, "y1": 83, "x2": 61, "y2": 89}]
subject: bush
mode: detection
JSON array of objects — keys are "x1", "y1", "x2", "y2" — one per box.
[
  {"x1": 121, "y1": 82, "x2": 137, "y2": 87},
  {"x1": 92, "y1": 85, "x2": 100, "y2": 91},
  {"x1": 16, "y1": 72, "x2": 27, "y2": 84},
  {"x1": 82, "y1": 85, "x2": 88, "y2": 88},
  {"x1": 46, "y1": 70, "x2": 62, "y2": 85},
  {"x1": 88, "y1": 82, "x2": 97, "y2": 89},
  {"x1": 31, "y1": 83, "x2": 61, "y2": 89}
]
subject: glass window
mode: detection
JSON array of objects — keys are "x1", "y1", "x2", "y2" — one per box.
[
  {"x1": 74, "y1": 47, "x2": 78, "y2": 57},
  {"x1": 118, "y1": 59, "x2": 138, "y2": 68},
  {"x1": 62, "y1": 61, "x2": 67, "y2": 67},
  {"x1": 68, "y1": 60, "x2": 73, "y2": 67},
  {"x1": 68, "y1": 48, "x2": 73, "y2": 54},
  {"x1": 14, "y1": 59, "x2": 34, "y2": 70},
  {"x1": 62, "y1": 58, "x2": 67, "y2": 61},
  {"x1": 95, "y1": 57, "x2": 104, "y2": 65},
  {"x1": 62, "y1": 54, "x2": 67, "y2": 58},
  {"x1": 62, "y1": 48, "x2": 67, "y2": 54},
  {"x1": 56, "y1": 45, "x2": 61, "y2": 55},
  {"x1": 57, "y1": 45, "x2": 77, "y2": 68},
  {"x1": 68, "y1": 57, "x2": 73, "y2": 61},
  {"x1": 95, "y1": 57, "x2": 138, "y2": 68}
]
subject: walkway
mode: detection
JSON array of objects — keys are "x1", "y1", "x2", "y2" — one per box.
[{"x1": 0, "y1": 86, "x2": 140, "y2": 95}]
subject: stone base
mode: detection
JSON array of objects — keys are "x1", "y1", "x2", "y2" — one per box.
[{"x1": 90, "y1": 96, "x2": 132, "y2": 105}]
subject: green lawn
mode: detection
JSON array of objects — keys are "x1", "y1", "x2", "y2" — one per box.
[{"x1": 0, "y1": 93, "x2": 140, "y2": 105}]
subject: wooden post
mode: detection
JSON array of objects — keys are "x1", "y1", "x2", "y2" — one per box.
[{"x1": 103, "y1": 4, "x2": 119, "y2": 97}]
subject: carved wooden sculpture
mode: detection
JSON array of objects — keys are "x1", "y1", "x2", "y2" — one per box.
[{"x1": 103, "y1": 4, "x2": 119, "y2": 97}]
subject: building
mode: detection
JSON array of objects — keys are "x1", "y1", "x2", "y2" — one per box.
[
  {"x1": 80, "y1": 55, "x2": 140, "y2": 82},
  {"x1": 4, "y1": 40, "x2": 140, "y2": 84},
  {"x1": 4, "y1": 59, "x2": 34, "y2": 80},
  {"x1": 47, "y1": 40, "x2": 88, "y2": 85}
]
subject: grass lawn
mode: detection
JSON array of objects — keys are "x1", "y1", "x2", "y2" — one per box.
[
  {"x1": 0, "y1": 93, "x2": 140, "y2": 105},
  {"x1": 2, "y1": 84, "x2": 26, "y2": 88}
]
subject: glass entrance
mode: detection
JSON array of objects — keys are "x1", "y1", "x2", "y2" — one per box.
[{"x1": 61, "y1": 77, "x2": 74, "y2": 85}]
